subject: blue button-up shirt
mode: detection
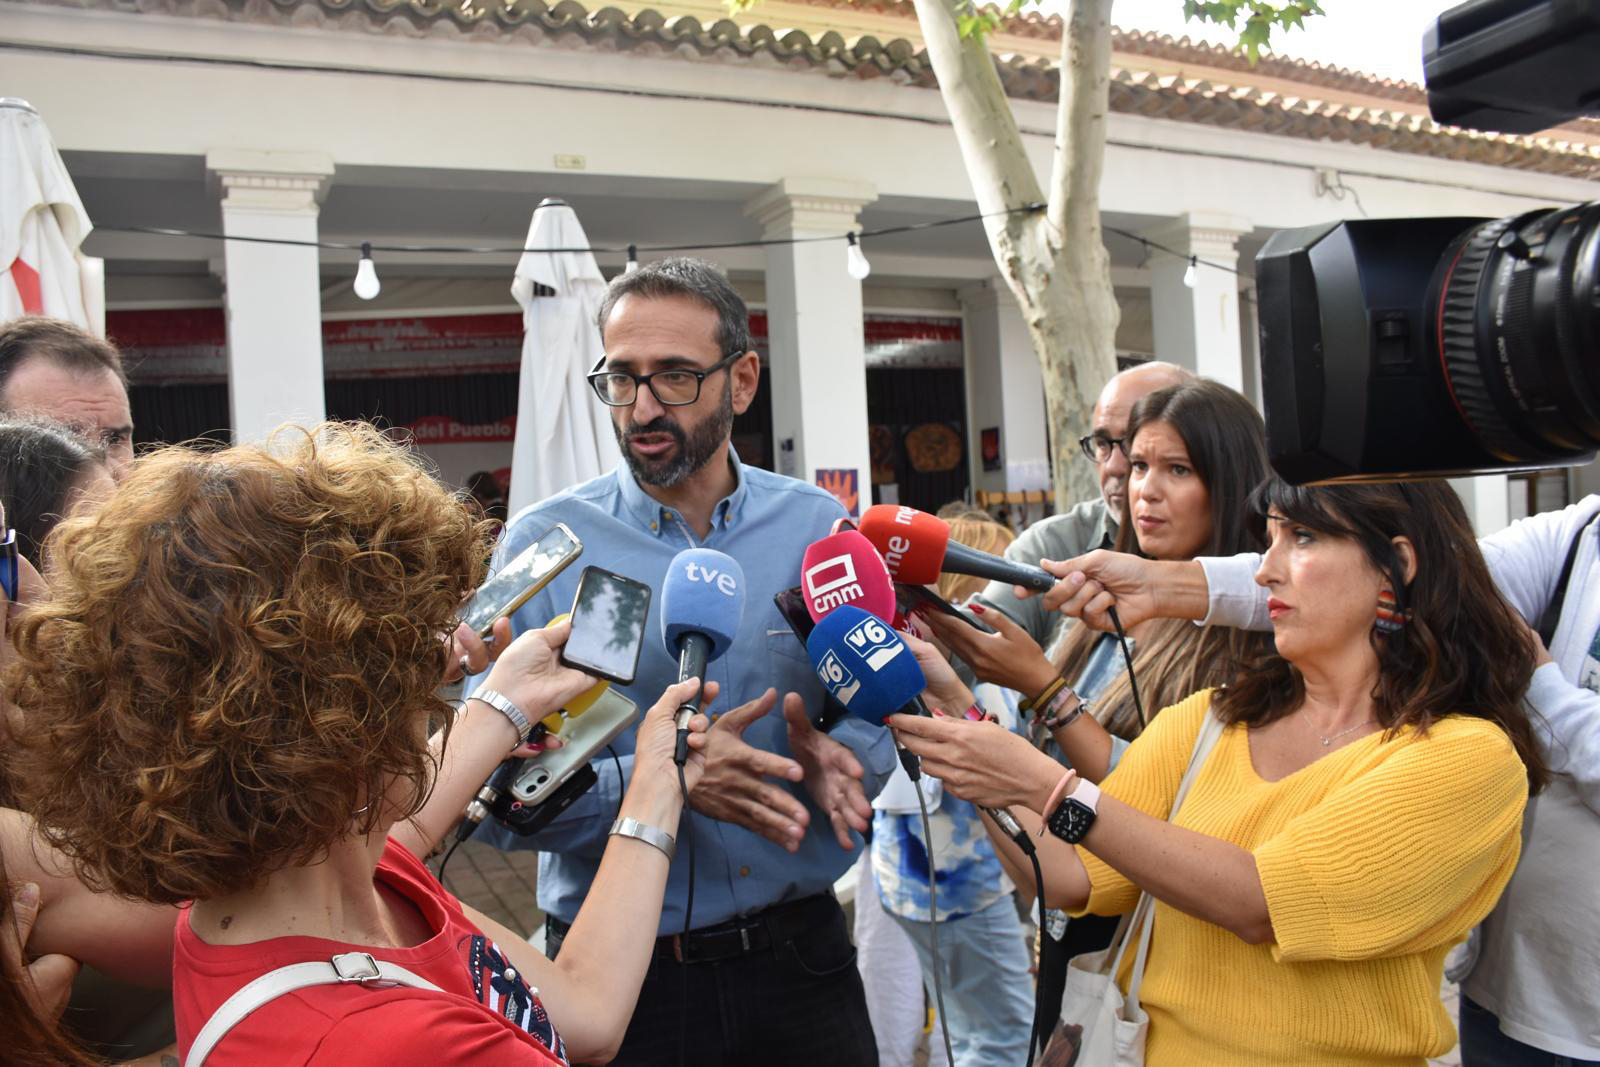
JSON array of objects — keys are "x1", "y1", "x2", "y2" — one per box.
[{"x1": 467, "y1": 452, "x2": 897, "y2": 934}]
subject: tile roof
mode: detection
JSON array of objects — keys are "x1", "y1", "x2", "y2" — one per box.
[{"x1": 59, "y1": 0, "x2": 1600, "y2": 178}]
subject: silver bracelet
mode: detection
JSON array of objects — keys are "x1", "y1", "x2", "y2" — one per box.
[
  {"x1": 469, "y1": 688, "x2": 533, "y2": 745},
  {"x1": 610, "y1": 816, "x2": 676, "y2": 860}
]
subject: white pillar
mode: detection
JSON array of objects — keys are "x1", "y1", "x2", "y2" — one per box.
[
  {"x1": 1450, "y1": 474, "x2": 1512, "y2": 537},
  {"x1": 745, "y1": 178, "x2": 876, "y2": 516},
  {"x1": 959, "y1": 278, "x2": 1050, "y2": 495},
  {"x1": 1148, "y1": 212, "x2": 1252, "y2": 392},
  {"x1": 206, "y1": 149, "x2": 334, "y2": 443}
]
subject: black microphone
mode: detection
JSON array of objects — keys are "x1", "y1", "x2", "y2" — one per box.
[{"x1": 944, "y1": 539, "x2": 1056, "y2": 593}]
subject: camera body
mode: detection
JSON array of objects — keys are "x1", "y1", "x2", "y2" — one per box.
[{"x1": 1258, "y1": 0, "x2": 1600, "y2": 483}]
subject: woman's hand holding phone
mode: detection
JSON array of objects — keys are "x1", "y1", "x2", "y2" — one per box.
[{"x1": 479, "y1": 618, "x2": 597, "y2": 745}]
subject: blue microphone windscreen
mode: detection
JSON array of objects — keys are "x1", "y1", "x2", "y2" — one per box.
[
  {"x1": 660, "y1": 548, "x2": 746, "y2": 661},
  {"x1": 805, "y1": 605, "x2": 925, "y2": 724}
]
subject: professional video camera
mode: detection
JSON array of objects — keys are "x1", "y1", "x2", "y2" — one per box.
[{"x1": 1256, "y1": 0, "x2": 1600, "y2": 483}]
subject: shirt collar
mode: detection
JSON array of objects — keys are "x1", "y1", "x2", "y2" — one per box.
[{"x1": 614, "y1": 445, "x2": 750, "y2": 538}]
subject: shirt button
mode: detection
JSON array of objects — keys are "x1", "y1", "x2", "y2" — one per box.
[{"x1": 739, "y1": 866, "x2": 751, "y2": 877}]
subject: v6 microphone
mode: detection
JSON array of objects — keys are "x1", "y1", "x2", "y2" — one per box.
[
  {"x1": 805, "y1": 605, "x2": 927, "y2": 725},
  {"x1": 660, "y1": 547, "x2": 745, "y2": 763},
  {"x1": 801, "y1": 530, "x2": 896, "y2": 624},
  {"x1": 860, "y1": 504, "x2": 1056, "y2": 592}
]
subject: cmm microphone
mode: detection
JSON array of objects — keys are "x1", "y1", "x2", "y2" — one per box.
[
  {"x1": 660, "y1": 547, "x2": 745, "y2": 764},
  {"x1": 801, "y1": 529, "x2": 896, "y2": 624},
  {"x1": 859, "y1": 504, "x2": 1056, "y2": 593}
]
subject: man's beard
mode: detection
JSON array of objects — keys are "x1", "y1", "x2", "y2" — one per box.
[{"x1": 614, "y1": 382, "x2": 735, "y2": 489}]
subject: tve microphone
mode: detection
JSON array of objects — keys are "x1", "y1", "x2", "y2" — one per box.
[
  {"x1": 660, "y1": 547, "x2": 745, "y2": 763},
  {"x1": 805, "y1": 605, "x2": 927, "y2": 725},
  {"x1": 801, "y1": 530, "x2": 896, "y2": 624},
  {"x1": 860, "y1": 504, "x2": 1056, "y2": 593}
]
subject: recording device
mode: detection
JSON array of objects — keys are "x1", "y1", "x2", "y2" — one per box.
[
  {"x1": 860, "y1": 504, "x2": 1056, "y2": 592},
  {"x1": 560, "y1": 567, "x2": 652, "y2": 685},
  {"x1": 1258, "y1": 0, "x2": 1599, "y2": 483},
  {"x1": 800, "y1": 530, "x2": 896, "y2": 623},
  {"x1": 894, "y1": 584, "x2": 997, "y2": 635},
  {"x1": 660, "y1": 547, "x2": 745, "y2": 763},
  {"x1": 460, "y1": 523, "x2": 583, "y2": 636},
  {"x1": 805, "y1": 605, "x2": 928, "y2": 725},
  {"x1": 490, "y1": 685, "x2": 640, "y2": 836}
]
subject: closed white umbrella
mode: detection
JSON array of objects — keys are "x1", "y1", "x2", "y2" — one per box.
[
  {"x1": 0, "y1": 99, "x2": 104, "y2": 334},
  {"x1": 506, "y1": 197, "x2": 621, "y2": 516}
]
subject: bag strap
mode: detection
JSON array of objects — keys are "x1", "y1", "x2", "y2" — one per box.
[
  {"x1": 1104, "y1": 707, "x2": 1228, "y2": 1007},
  {"x1": 1537, "y1": 511, "x2": 1600, "y2": 647},
  {"x1": 184, "y1": 951, "x2": 444, "y2": 1067}
]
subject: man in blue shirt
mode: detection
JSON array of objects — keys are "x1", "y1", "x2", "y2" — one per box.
[{"x1": 469, "y1": 257, "x2": 895, "y2": 1065}]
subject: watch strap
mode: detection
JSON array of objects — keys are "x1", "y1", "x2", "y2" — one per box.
[
  {"x1": 470, "y1": 688, "x2": 532, "y2": 745},
  {"x1": 610, "y1": 816, "x2": 676, "y2": 860}
]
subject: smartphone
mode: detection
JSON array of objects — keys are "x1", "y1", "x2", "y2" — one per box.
[
  {"x1": 559, "y1": 567, "x2": 652, "y2": 685},
  {"x1": 894, "y1": 583, "x2": 998, "y2": 634},
  {"x1": 774, "y1": 586, "x2": 815, "y2": 647},
  {"x1": 493, "y1": 686, "x2": 639, "y2": 835},
  {"x1": 460, "y1": 523, "x2": 582, "y2": 637}
]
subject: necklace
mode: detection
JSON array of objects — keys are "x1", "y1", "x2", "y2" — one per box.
[{"x1": 1305, "y1": 712, "x2": 1375, "y2": 747}]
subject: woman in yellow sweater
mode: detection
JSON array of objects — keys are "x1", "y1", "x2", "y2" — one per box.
[{"x1": 890, "y1": 477, "x2": 1548, "y2": 1066}]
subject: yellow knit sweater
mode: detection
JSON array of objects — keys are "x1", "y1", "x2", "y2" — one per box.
[{"x1": 1073, "y1": 689, "x2": 1527, "y2": 1066}]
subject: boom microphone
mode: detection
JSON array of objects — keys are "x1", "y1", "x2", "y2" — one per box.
[
  {"x1": 660, "y1": 547, "x2": 745, "y2": 764},
  {"x1": 859, "y1": 504, "x2": 1056, "y2": 593},
  {"x1": 801, "y1": 530, "x2": 896, "y2": 624}
]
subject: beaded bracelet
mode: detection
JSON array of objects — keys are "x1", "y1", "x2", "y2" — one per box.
[{"x1": 1042, "y1": 686, "x2": 1089, "y2": 731}]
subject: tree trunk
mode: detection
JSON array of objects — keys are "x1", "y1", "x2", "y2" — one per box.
[{"x1": 910, "y1": 0, "x2": 1121, "y2": 511}]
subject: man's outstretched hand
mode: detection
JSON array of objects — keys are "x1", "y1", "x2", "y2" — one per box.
[
  {"x1": 783, "y1": 693, "x2": 872, "y2": 851},
  {"x1": 687, "y1": 688, "x2": 812, "y2": 852}
]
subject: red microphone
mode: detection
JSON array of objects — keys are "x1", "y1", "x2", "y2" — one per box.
[
  {"x1": 859, "y1": 504, "x2": 1057, "y2": 592},
  {"x1": 800, "y1": 530, "x2": 896, "y2": 624}
]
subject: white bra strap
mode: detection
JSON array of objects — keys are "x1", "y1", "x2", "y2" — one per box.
[{"x1": 184, "y1": 951, "x2": 443, "y2": 1067}]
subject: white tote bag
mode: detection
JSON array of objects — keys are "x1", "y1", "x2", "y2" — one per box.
[{"x1": 1044, "y1": 710, "x2": 1226, "y2": 1067}]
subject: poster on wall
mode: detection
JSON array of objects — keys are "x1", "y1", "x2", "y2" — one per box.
[
  {"x1": 815, "y1": 468, "x2": 860, "y2": 518},
  {"x1": 981, "y1": 427, "x2": 1002, "y2": 472}
]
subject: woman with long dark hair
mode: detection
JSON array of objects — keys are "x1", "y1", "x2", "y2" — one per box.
[
  {"x1": 926, "y1": 379, "x2": 1275, "y2": 1027},
  {"x1": 893, "y1": 478, "x2": 1546, "y2": 1065}
]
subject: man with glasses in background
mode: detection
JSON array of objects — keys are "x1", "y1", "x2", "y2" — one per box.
[
  {"x1": 973, "y1": 360, "x2": 1191, "y2": 651},
  {"x1": 466, "y1": 257, "x2": 894, "y2": 1066}
]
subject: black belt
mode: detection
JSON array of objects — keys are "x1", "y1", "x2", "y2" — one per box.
[{"x1": 546, "y1": 892, "x2": 839, "y2": 965}]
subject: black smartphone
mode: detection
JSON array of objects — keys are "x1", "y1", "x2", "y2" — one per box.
[
  {"x1": 461, "y1": 523, "x2": 583, "y2": 637},
  {"x1": 560, "y1": 567, "x2": 652, "y2": 685},
  {"x1": 774, "y1": 585, "x2": 815, "y2": 648},
  {"x1": 894, "y1": 583, "x2": 998, "y2": 634}
]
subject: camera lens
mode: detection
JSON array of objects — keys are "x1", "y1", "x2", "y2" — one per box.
[{"x1": 1432, "y1": 203, "x2": 1600, "y2": 462}]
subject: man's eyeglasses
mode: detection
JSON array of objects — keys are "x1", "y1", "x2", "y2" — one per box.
[
  {"x1": 1077, "y1": 433, "x2": 1128, "y2": 463},
  {"x1": 0, "y1": 528, "x2": 18, "y2": 604},
  {"x1": 587, "y1": 351, "x2": 743, "y2": 408}
]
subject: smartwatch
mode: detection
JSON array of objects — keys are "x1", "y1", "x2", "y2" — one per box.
[{"x1": 1046, "y1": 778, "x2": 1102, "y2": 844}]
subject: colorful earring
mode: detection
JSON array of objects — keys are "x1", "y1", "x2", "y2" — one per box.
[{"x1": 1375, "y1": 587, "x2": 1411, "y2": 633}]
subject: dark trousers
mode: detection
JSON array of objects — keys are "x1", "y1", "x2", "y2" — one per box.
[
  {"x1": 1461, "y1": 997, "x2": 1600, "y2": 1067},
  {"x1": 547, "y1": 895, "x2": 878, "y2": 1067}
]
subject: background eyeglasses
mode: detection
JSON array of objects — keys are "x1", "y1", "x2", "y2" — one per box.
[
  {"x1": 0, "y1": 528, "x2": 18, "y2": 603},
  {"x1": 1077, "y1": 433, "x2": 1129, "y2": 463},
  {"x1": 587, "y1": 351, "x2": 743, "y2": 408}
]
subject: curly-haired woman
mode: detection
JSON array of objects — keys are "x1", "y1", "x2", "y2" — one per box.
[
  {"x1": 890, "y1": 479, "x2": 1547, "y2": 1066},
  {"x1": 4, "y1": 423, "x2": 711, "y2": 1066}
]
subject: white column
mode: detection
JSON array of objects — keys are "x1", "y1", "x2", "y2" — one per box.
[
  {"x1": 1450, "y1": 474, "x2": 1512, "y2": 537},
  {"x1": 745, "y1": 178, "x2": 876, "y2": 515},
  {"x1": 206, "y1": 149, "x2": 334, "y2": 443},
  {"x1": 959, "y1": 278, "x2": 1050, "y2": 495},
  {"x1": 1148, "y1": 212, "x2": 1252, "y2": 393}
]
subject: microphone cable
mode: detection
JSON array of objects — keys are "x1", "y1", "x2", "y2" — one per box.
[
  {"x1": 984, "y1": 805, "x2": 1045, "y2": 1067},
  {"x1": 1106, "y1": 606, "x2": 1146, "y2": 727},
  {"x1": 892, "y1": 735, "x2": 955, "y2": 1067},
  {"x1": 676, "y1": 758, "x2": 695, "y2": 1067}
]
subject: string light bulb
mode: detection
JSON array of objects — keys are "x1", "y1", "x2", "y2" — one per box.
[
  {"x1": 353, "y1": 242, "x2": 381, "y2": 300},
  {"x1": 626, "y1": 244, "x2": 639, "y2": 273},
  {"x1": 845, "y1": 232, "x2": 871, "y2": 281},
  {"x1": 1182, "y1": 256, "x2": 1198, "y2": 289}
]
